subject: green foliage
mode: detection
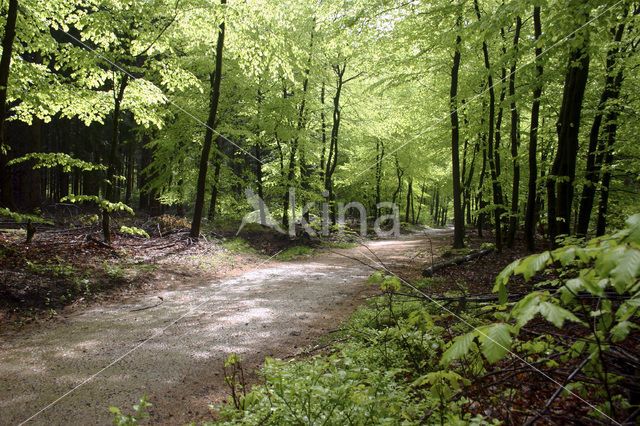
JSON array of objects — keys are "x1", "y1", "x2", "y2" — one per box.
[
  {"x1": 0, "y1": 208, "x2": 52, "y2": 225},
  {"x1": 61, "y1": 195, "x2": 134, "y2": 215},
  {"x1": 110, "y1": 396, "x2": 152, "y2": 426},
  {"x1": 119, "y1": 226, "x2": 150, "y2": 239},
  {"x1": 440, "y1": 214, "x2": 640, "y2": 420},
  {"x1": 7, "y1": 152, "x2": 106, "y2": 172},
  {"x1": 212, "y1": 290, "x2": 495, "y2": 425}
]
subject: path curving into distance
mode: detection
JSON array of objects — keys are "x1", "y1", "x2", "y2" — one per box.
[{"x1": 0, "y1": 230, "x2": 451, "y2": 425}]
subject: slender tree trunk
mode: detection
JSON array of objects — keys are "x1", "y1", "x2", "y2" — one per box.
[
  {"x1": 525, "y1": 7, "x2": 543, "y2": 251},
  {"x1": 474, "y1": 0, "x2": 503, "y2": 250},
  {"x1": 507, "y1": 16, "x2": 522, "y2": 247},
  {"x1": 319, "y1": 82, "x2": 327, "y2": 174},
  {"x1": 450, "y1": 30, "x2": 465, "y2": 248},
  {"x1": 405, "y1": 177, "x2": 413, "y2": 223},
  {"x1": 207, "y1": 137, "x2": 223, "y2": 221},
  {"x1": 577, "y1": 18, "x2": 626, "y2": 237},
  {"x1": 283, "y1": 26, "x2": 314, "y2": 227},
  {"x1": 596, "y1": 58, "x2": 627, "y2": 236},
  {"x1": 190, "y1": 0, "x2": 226, "y2": 239},
  {"x1": 0, "y1": 0, "x2": 19, "y2": 210},
  {"x1": 392, "y1": 154, "x2": 403, "y2": 206},
  {"x1": 325, "y1": 63, "x2": 346, "y2": 224},
  {"x1": 375, "y1": 139, "x2": 384, "y2": 219},
  {"x1": 125, "y1": 139, "x2": 135, "y2": 205},
  {"x1": 102, "y1": 74, "x2": 129, "y2": 243},
  {"x1": 416, "y1": 182, "x2": 426, "y2": 223},
  {"x1": 254, "y1": 142, "x2": 266, "y2": 226},
  {"x1": 549, "y1": 8, "x2": 590, "y2": 240},
  {"x1": 434, "y1": 186, "x2": 440, "y2": 225}
]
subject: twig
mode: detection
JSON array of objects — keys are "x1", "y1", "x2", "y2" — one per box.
[
  {"x1": 523, "y1": 354, "x2": 593, "y2": 426},
  {"x1": 129, "y1": 296, "x2": 165, "y2": 312}
]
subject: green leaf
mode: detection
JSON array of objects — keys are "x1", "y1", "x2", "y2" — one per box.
[
  {"x1": 625, "y1": 214, "x2": 640, "y2": 244},
  {"x1": 610, "y1": 320, "x2": 637, "y2": 342},
  {"x1": 495, "y1": 259, "x2": 520, "y2": 288},
  {"x1": 511, "y1": 293, "x2": 542, "y2": 329},
  {"x1": 479, "y1": 323, "x2": 512, "y2": 363},
  {"x1": 514, "y1": 251, "x2": 551, "y2": 281},
  {"x1": 440, "y1": 332, "x2": 474, "y2": 366},
  {"x1": 366, "y1": 271, "x2": 385, "y2": 284},
  {"x1": 538, "y1": 301, "x2": 583, "y2": 328},
  {"x1": 610, "y1": 248, "x2": 640, "y2": 294}
]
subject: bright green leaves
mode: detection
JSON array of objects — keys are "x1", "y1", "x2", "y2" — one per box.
[
  {"x1": 625, "y1": 214, "x2": 640, "y2": 245},
  {"x1": 61, "y1": 195, "x2": 135, "y2": 215},
  {"x1": 440, "y1": 323, "x2": 513, "y2": 366},
  {"x1": 610, "y1": 248, "x2": 640, "y2": 293},
  {"x1": 441, "y1": 332, "x2": 475, "y2": 366},
  {"x1": 366, "y1": 271, "x2": 402, "y2": 291},
  {"x1": 478, "y1": 323, "x2": 512, "y2": 363},
  {"x1": 120, "y1": 226, "x2": 150, "y2": 238},
  {"x1": 7, "y1": 152, "x2": 106, "y2": 172},
  {"x1": 514, "y1": 251, "x2": 551, "y2": 281},
  {"x1": 412, "y1": 371, "x2": 470, "y2": 400},
  {"x1": 0, "y1": 208, "x2": 53, "y2": 225}
]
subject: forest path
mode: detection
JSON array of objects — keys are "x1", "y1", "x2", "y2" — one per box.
[{"x1": 0, "y1": 229, "x2": 451, "y2": 425}]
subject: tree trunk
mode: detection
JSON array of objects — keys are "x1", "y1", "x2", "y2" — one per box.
[
  {"x1": 549, "y1": 9, "x2": 590, "y2": 240},
  {"x1": 450, "y1": 30, "x2": 465, "y2": 249},
  {"x1": 506, "y1": 16, "x2": 522, "y2": 247},
  {"x1": 392, "y1": 154, "x2": 403, "y2": 206},
  {"x1": 125, "y1": 139, "x2": 135, "y2": 205},
  {"x1": 102, "y1": 74, "x2": 129, "y2": 243},
  {"x1": 416, "y1": 182, "x2": 426, "y2": 223},
  {"x1": 190, "y1": 0, "x2": 226, "y2": 239},
  {"x1": 596, "y1": 66, "x2": 626, "y2": 236},
  {"x1": 375, "y1": 139, "x2": 384, "y2": 219},
  {"x1": 254, "y1": 142, "x2": 266, "y2": 226},
  {"x1": 207, "y1": 137, "x2": 223, "y2": 221},
  {"x1": 405, "y1": 177, "x2": 413, "y2": 223},
  {"x1": 324, "y1": 63, "x2": 347, "y2": 224},
  {"x1": 525, "y1": 7, "x2": 543, "y2": 251},
  {"x1": 282, "y1": 26, "x2": 314, "y2": 227},
  {"x1": 0, "y1": 0, "x2": 19, "y2": 210},
  {"x1": 576, "y1": 18, "x2": 626, "y2": 237},
  {"x1": 474, "y1": 0, "x2": 503, "y2": 250}
]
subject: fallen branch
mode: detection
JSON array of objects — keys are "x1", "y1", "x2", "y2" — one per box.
[
  {"x1": 422, "y1": 247, "x2": 494, "y2": 277},
  {"x1": 523, "y1": 354, "x2": 592, "y2": 426}
]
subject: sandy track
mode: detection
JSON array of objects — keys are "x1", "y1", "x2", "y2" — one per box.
[{"x1": 0, "y1": 232, "x2": 449, "y2": 425}]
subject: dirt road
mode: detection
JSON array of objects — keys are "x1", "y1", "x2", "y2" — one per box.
[{"x1": 0, "y1": 231, "x2": 450, "y2": 425}]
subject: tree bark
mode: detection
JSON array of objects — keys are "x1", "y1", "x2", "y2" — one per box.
[
  {"x1": 102, "y1": 74, "x2": 129, "y2": 243},
  {"x1": 450, "y1": 29, "x2": 465, "y2": 249},
  {"x1": 282, "y1": 26, "x2": 314, "y2": 227},
  {"x1": 190, "y1": 0, "x2": 226, "y2": 239},
  {"x1": 506, "y1": 16, "x2": 522, "y2": 247},
  {"x1": 596, "y1": 69, "x2": 625, "y2": 236},
  {"x1": 576, "y1": 18, "x2": 626, "y2": 237},
  {"x1": 324, "y1": 63, "x2": 346, "y2": 223},
  {"x1": 549, "y1": 8, "x2": 590, "y2": 240},
  {"x1": 474, "y1": 0, "x2": 503, "y2": 250},
  {"x1": 524, "y1": 7, "x2": 543, "y2": 251},
  {"x1": 0, "y1": 0, "x2": 19, "y2": 210},
  {"x1": 207, "y1": 136, "x2": 223, "y2": 221}
]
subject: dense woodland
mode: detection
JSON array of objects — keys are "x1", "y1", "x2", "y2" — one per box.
[
  {"x1": 2, "y1": 0, "x2": 640, "y2": 424},
  {"x1": 0, "y1": 0, "x2": 638, "y2": 246}
]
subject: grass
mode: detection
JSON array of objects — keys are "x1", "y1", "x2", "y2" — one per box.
[
  {"x1": 275, "y1": 245, "x2": 315, "y2": 261},
  {"x1": 222, "y1": 237, "x2": 255, "y2": 253}
]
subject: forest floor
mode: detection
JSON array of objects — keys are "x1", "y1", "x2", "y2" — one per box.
[
  {"x1": 0, "y1": 221, "x2": 472, "y2": 425},
  {"x1": 0, "y1": 215, "x2": 542, "y2": 425}
]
